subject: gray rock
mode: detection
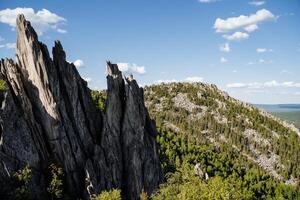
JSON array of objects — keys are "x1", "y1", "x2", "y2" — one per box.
[{"x1": 0, "y1": 14, "x2": 162, "y2": 200}]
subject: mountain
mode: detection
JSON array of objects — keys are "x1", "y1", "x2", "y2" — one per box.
[
  {"x1": 0, "y1": 15, "x2": 161, "y2": 200},
  {"x1": 144, "y1": 82, "x2": 300, "y2": 199}
]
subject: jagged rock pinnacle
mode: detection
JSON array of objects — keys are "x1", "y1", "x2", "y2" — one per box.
[{"x1": 0, "y1": 15, "x2": 162, "y2": 200}]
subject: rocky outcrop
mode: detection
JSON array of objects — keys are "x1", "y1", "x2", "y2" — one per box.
[{"x1": 0, "y1": 14, "x2": 161, "y2": 200}]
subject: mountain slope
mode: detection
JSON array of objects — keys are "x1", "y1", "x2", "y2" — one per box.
[{"x1": 144, "y1": 82, "x2": 300, "y2": 199}]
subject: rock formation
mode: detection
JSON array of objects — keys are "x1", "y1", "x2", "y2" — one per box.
[{"x1": 0, "y1": 14, "x2": 162, "y2": 200}]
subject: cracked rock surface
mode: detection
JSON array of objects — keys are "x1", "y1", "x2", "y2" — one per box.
[{"x1": 0, "y1": 14, "x2": 162, "y2": 200}]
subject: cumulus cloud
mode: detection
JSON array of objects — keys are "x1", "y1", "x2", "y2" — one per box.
[
  {"x1": 219, "y1": 43, "x2": 230, "y2": 52},
  {"x1": 249, "y1": 1, "x2": 266, "y2": 6},
  {"x1": 220, "y1": 57, "x2": 227, "y2": 63},
  {"x1": 0, "y1": 7, "x2": 66, "y2": 35},
  {"x1": 223, "y1": 31, "x2": 249, "y2": 41},
  {"x1": 214, "y1": 9, "x2": 276, "y2": 33},
  {"x1": 244, "y1": 24, "x2": 258, "y2": 32},
  {"x1": 73, "y1": 59, "x2": 85, "y2": 68},
  {"x1": 117, "y1": 63, "x2": 146, "y2": 75},
  {"x1": 226, "y1": 80, "x2": 300, "y2": 89}
]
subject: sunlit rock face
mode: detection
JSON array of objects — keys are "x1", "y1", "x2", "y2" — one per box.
[{"x1": 0, "y1": 14, "x2": 161, "y2": 200}]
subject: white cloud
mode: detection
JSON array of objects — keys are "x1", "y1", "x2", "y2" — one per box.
[
  {"x1": 57, "y1": 28, "x2": 67, "y2": 34},
  {"x1": 244, "y1": 24, "x2": 258, "y2": 32},
  {"x1": 83, "y1": 77, "x2": 92, "y2": 83},
  {"x1": 117, "y1": 63, "x2": 146, "y2": 75},
  {"x1": 226, "y1": 83, "x2": 247, "y2": 88},
  {"x1": 214, "y1": 9, "x2": 276, "y2": 32},
  {"x1": 220, "y1": 57, "x2": 227, "y2": 63},
  {"x1": 247, "y1": 62, "x2": 254, "y2": 65},
  {"x1": 73, "y1": 59, "x2": 85, "y2": 68},
  {"x1": 232, "y1": 70, "x2": 237, "y2": 73},
  {"x1": 156, "y1": 79, "x2": 178, "y2": 84},
  {"x1": 256, "y1": 48, "x2": 266, "y2": 53},
  {"x1": 223, "y1": 31, "x2": 249, "y2": 41},
  {"x1": 294, "y1": 92, "x2": 300, "y2": 96},
  {"x1": 256, "y1": 48, "x2": 273, "y2": 53},
  {"x1": 0, "y1": 36, "x2": 4, "y2": 42},
  {"x1": 155, "y1": 76, "x2": 204, "y2": 84},
  {"x1": 5, "y1": 42, "x2": 16, "y2": 49},
  {"x1": 0, "y1": 42, "x2": 16, "y2": 49},
  {"x1": 198, "y1": 0, "x2": 219, "y2": 3},
  {"x1": 219, "y1": 43, "x2": 230, "y2": 52},
  {"x1": 259, "y1": 59, "x2": 273, "y2": 64},
  {"x1": 227, "y1": 80, "x2": 300, "y2": 89},
  {"x1": 0, "y1": 7, "x2": 66, "y2": 35},
  {"x1": 249, "y1": 1, "x2": 266, "y2": 6},
  {"x1": 185, "y1": 76, "x2": 204, "y2": 83}
]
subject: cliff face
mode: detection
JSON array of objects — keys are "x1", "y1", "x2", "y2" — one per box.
[{"x1": 0, "y1": 14, "x2": 161, "y2": 200}]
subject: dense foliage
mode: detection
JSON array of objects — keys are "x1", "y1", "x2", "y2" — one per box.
[
  {"x1": 153, "y1": 127, "x2": 299, "y2": 199},
  {"x1": 0, "y1": 79, "x2": 7, "y2": 91},
  {"x1": 91, "y1": 90, "x2": 107, "y2": 111},
  {"x1": 92, "y1": 189, "x2": 121, "y2": 200}
]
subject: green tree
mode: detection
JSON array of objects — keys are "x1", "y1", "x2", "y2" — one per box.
[
  {"x1": 14, "y1": 165, "x2": 32, "y2": 200},
  {"x1": 47, "y1": 164, "x2": 63, "y2": 200},
  {"x1": 92, "y1": 189, "x2": 121, "y2": 200}
]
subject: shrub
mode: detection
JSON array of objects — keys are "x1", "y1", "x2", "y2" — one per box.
[
  {"x1": 47, "y1": 164, "x2": 63, "y2": 200},
  {"x1": 14, "y1": 165, "x2": 31, "y2": 200},
  {"x1": 92, "y1": 189, "x2": 121, "y2": 200}
]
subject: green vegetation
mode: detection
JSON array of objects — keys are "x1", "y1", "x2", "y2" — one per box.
[
  {"x1": 47, "y1": 164, "x2": 64, "y2": 200},
  {"x1": 0, "y1": 79, "x2": 7, "y2": 91},
  {"x1": 92, "y1": 189, "x2": 121, "y2": 200},
  {"x1": 91, "y1": 90, "x2": 106, "y2": 111},
  {"x1": 14, "y1": 165, "x2": 32, "y2": 200},
  {"x1": 144, "y1": 82, "x2": 300, "y2": 199},
  {"x1": 153, "y1": 127, "x2": 300, "y2": 199}
]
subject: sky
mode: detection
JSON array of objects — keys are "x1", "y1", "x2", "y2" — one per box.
[{"x1": 0, "y1": 0, "x2": 300, "y2": 104}]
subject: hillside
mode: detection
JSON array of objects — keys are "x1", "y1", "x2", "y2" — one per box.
[{"x1": 143, "y1": 82, "x2": 300, "y2": 199}]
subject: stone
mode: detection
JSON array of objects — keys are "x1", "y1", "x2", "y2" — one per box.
[{"x1": 0, "y1": 14, "x2": 162, "y2": 200}]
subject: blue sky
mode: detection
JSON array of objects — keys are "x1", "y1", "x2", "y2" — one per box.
[{"x1": 0, "y1": 0, "x2": 300, "y2": 104}]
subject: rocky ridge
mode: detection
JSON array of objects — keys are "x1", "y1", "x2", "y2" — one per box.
[
  {"x1": 0, "y1": 14, "x2": 161, "y2": 199},
  {"x1": 144, "y1": 82, "x2": 300, "y2": 185}
]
